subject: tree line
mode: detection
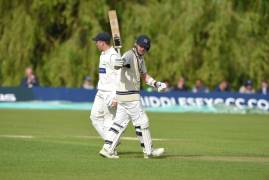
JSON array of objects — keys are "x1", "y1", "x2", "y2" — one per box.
[{"x1": 0, "y1": 0, "x2": 268, "y2": 90}]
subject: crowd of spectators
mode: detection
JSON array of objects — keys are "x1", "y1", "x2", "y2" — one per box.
[
  {"x1": 19, "y1": 67, "x2": 268, "y2": 95},
  {"x1": 165, "y1": 77, "x2": 268, "y2": 95},
  {"x1": 150, "y1": 76, "x2": 268, "y2": 95}
]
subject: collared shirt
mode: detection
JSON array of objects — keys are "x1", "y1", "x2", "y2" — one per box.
[{"x1": 116, "y1": 48, "x2": 147, "y2": 102}]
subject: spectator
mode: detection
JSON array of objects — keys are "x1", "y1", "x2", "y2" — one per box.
[
  {"x1": 192, "y1": 79, "x2": 209, "y2": 93},
  {"x1": 257, "y1": 80, "x2": 268, "y2": 95},
  {"x1": 163, "y1": 80, "x2": 172, "y2": 92},
  {"x1": 20, "y1": 67, "x2": 39, "y2": 88},
  {"x1": 239, "y1": 80, "x2": 255, "y2": 94},
  {"x1": 175, "y1": 77, "x2": 188, "y2": 91},
  {"x1": 82, "y1": 76, "x2": 94, "y2": 90},
  {"x1": 215, "y1": 80, "x2": 230, "y2": 92}
]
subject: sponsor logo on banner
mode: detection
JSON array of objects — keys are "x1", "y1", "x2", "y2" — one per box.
[
  {"x1": 141, "y1": 96, "x2": 269, "y2": 111},
  {"x1": 0, "y1": 94, "x2": 16, "y2": 102}
]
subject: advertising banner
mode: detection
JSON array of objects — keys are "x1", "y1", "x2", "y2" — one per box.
[
  {"x1": 0, "y1": 87, "x2": 268, "y2": 113},
  {"x1": 141, "y1": 91, "x2": 269, "y2": 113},
  {"x1": 0, "y1": 87, "x2": 34, "y2": 102}
]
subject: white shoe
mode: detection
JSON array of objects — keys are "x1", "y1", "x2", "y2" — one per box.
[
  {"x1": 144, "y1": 148, "x2": 165, "y2": 159},
  {"x1": 99, "y1": 147, "x2": 119, "y2": 159}
]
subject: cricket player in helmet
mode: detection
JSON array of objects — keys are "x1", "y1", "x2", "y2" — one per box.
[{"x1": 99, "y1": 35, "x2": 167, "y2": 159}]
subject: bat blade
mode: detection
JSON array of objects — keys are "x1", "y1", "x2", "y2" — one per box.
[{"x1": 108, "y1": 10, "x2": 121, "y2": 50}]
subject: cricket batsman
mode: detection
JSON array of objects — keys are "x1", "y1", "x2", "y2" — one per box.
[
  {"x1": 100, "y1": 35, "x2": 167, "y2": 159},
  {"x1": 90, "y1": 32, "x2": 127, "y2": 150}
]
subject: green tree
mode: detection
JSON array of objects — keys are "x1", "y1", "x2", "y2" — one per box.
[{"x1": 0, "y1": 0, "x2": 268, "y2": 90}]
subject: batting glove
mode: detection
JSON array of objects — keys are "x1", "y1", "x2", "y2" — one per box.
[
  {"x1": 114, "y1": 58, "x2": 124, "y2": 69},
  {"x1": 156, "y1": 81, "x2": 167, "y2": 92}
]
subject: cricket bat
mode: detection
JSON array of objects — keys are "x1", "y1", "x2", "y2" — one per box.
[{"x1": 108, "y1": 10, "x2": 122, "y2": 56}]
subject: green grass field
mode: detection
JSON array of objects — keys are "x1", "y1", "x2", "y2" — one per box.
[{"x1": 0, "y1": 109, "x2": 269, "y2": 180}]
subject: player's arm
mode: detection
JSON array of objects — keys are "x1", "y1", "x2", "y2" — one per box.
[
  {"x1": 113, "y1": 51, "x2": 132, "y2": 69},
  {"x1": 106, "y1": 53, "x2": 120, "y2": 108},
  {"x1": 142, "y1": 73, "x2": 167, "y2": 92},
  {"x1": 110, "y1": 53, "x2": 121, "y2": 68}
]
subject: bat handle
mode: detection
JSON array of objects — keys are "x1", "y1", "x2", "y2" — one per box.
[
  {"x1": 115, "y1": 48, "x2": 121, "y2": 56},
  {"x1": 114, "y1": 48, "x2": 122, "y2": 69},
  {"x1": 114, "y1": 36, "x2": 121, "y2": 47}
]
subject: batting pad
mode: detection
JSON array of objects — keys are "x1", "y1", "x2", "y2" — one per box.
[
  {"x1": 141, "y1": 128, "x2": 152, "y2": 155},
  {"x1": 105, "y1": 123, "x2": 125, "y2": 152},
  {"x1": 135, "y1": 126, "x2": 145, "y2": 148}
]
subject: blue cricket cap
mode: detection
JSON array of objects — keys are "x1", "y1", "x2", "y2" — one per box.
[
  {"x1": 92, "y1": 32, "x2": 111, "y2": 42},
  {"x1": 136, "y1": 35, "x2": 151, "y2": 51},
  {"x1": 85, "y1": 76, "x2": 92, "y2": 81},
  {"x1": 245, "y1": 80, "x2": 253, "y2": 86}
]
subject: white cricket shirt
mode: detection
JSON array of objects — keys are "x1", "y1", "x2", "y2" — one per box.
[{"x1": 97, "y1": 47, "x2": 120, "y2": 92}]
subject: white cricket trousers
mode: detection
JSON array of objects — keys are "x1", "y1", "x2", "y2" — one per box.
[
  {"x1": 90, "y1": 90, "x2": 116, "y2": 140},
  {"x1": 114, "y1": 101, "x2": 149, "y2": 128},
  {"x1": 105, "y1": 100, "x2": 153, "y2": 155}
]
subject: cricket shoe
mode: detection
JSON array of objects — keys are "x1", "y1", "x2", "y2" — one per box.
[
  {"x1": 144, "y1": 148, "x2": 165, "y2": 159},
  {"x1": 99, "y1": 147, "x2": 119, "y2": 159}
]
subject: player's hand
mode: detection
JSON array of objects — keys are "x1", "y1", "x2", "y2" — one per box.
[
  {"x1": 111, "y1": 100, "x2": 117, "y2": 108},
  {"x1": 114, "y1": 58, "x2": 124, "y2": 69},
  {"x1": 156, "y1": 81, "x2": 167, "y2": 92},
  {"x1": 104, "y1": 93, "x2": 117, "y2": 108}
]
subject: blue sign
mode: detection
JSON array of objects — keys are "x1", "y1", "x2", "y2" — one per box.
[
  {"x1": 140, "y1": 91, "x2": 269, "y2": 112},
  {"x1": 32, "y1": 87, "x2": 96, "y2": 102},
  {"x1": 0, "y1": 87, "x2": 268, "y2": 113}
]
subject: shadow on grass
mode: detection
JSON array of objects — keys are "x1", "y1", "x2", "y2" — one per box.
[
  {"x1": 118, "y1": 151, "x2": 202, "y2": 159},
  {"x1": 152, "y1": 154, "x2": 203, "y2": 159},
  {"x1": 118, "y1": 151, "x2": 143, "y2": 158}
]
